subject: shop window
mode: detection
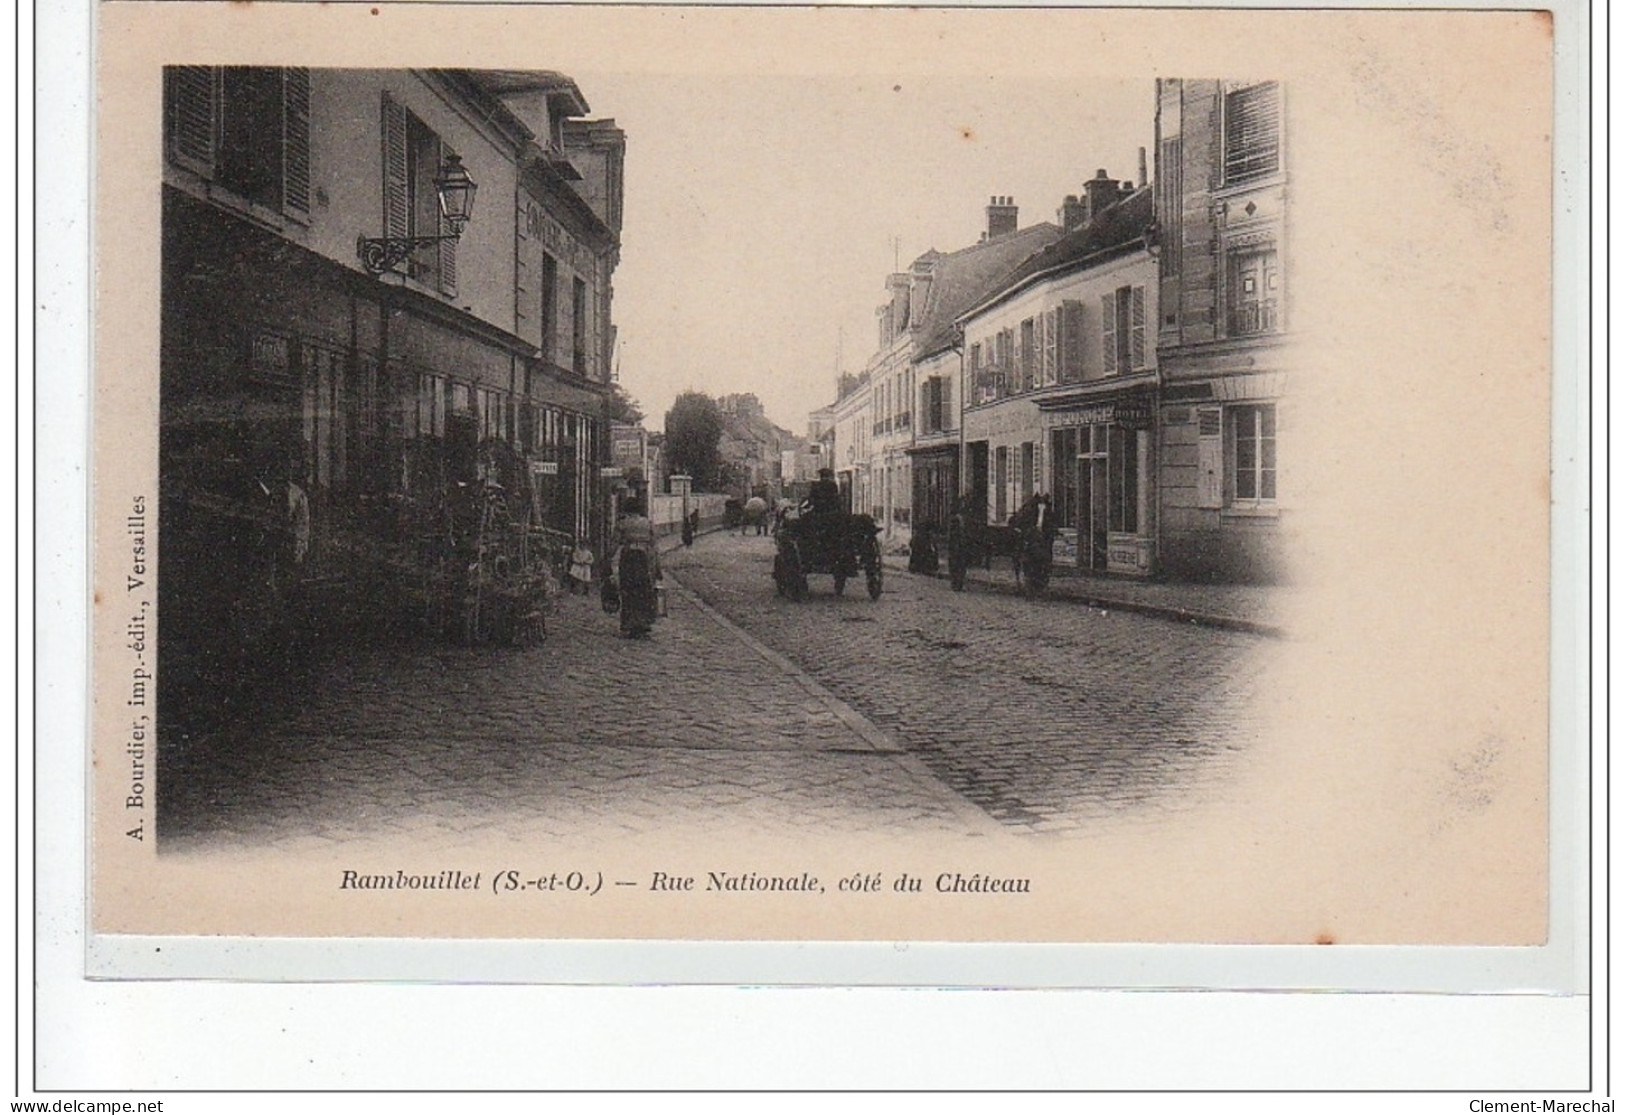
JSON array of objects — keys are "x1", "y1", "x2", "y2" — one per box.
[
  {"x1": 303, "y1": 347, "x2": 348, "y2": 494},
  {"x1": 993, "y1": 445, "x2": 1009, "y2": 522},
  {"x1": 164, "y1": 66, "x2": 310, "y2": 219},
  {"x1": 1230, "y1": 403, "x2": 1277, "y2": 504},
  {"x1": 1108, "y1": 427, "x2": 1138, "y2": 533},
  {"x1": 416, "y1": 373, "x2": 447, "y2": 439},
  {"x1": 382, "y1": 95, "x2": 458, "y2": 295},
  {"x1": 1228, "y1": 249, "x2": 1281, "y2": 336},
  {"x1": 1101, "y1": 286, "x2": 1147, "y2": 376},
  {"x1": 1223, "y1": 82, "x2": 1281, "y2": 185},
  {"x1": 1050, "y1": 428, "x2": 1079, "y2": 529}
]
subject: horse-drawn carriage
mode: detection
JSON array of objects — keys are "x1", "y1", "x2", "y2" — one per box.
[
  {"x1": 773, "y1": 510, "x2": 884, "y2": 601},
  {"x1": 944, "y1": 495, "x2": 1057, "y2": 597}
]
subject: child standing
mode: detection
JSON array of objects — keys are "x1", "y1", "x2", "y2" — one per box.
[{"x1": 569, "y1": 541, "x2": 595, "y2": 595}]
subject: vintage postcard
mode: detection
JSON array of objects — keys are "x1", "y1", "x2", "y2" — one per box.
[{"x1": 87, "y1": 2, "x2": 1569, "y2": 967}]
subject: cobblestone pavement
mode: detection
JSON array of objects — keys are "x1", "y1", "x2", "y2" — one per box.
[
  {"x1": 668, "y1": 531, "x2": 1287, "y2": 835},
  {"x1": 158, "y1": 573, "x2": 1002, "y2": 854}
]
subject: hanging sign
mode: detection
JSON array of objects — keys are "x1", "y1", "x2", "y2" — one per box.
[{"x1": 532, "y1": 461, "x2": 560, "y2": 476}]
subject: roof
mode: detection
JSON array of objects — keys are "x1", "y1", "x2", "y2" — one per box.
[
  {"x1": 957, "y1": 188, "x2": 1155, "y2": 325},
  {"x1": 472, "y1": 70, "x2": 591, "y2": 116},
  {"x1": 912, "y1": 222, "x2": 1063, "y2": 359}
]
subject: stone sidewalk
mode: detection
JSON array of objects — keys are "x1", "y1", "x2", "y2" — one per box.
[
  {"x1": 158, "y1": 557, "x2": 1006, "y2": 855},
  {"x1": 881, "y1": 548, "x2": 1290, "y2": 636}
]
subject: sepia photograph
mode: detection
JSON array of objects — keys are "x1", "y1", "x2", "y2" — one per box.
[{"x1": 87, "y1": 3, "x2": 1563, "y2": 955}]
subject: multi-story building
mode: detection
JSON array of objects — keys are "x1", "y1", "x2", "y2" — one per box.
[
  {"x1": 1153, "y1": 79, "x2": 1288, "y2": 582},
  {"x1": 160, "y1": 67, "x2": 624, "y2": 664},
  {"x1": 958, "y1": 176, "x2": 1158, "y2": 576},
  {"x1": 828, "y1": 373, "x2": 871, "y2": 515},
  {"x1": 826, "y1": 199, "x2": 1060, "y2": 541}
]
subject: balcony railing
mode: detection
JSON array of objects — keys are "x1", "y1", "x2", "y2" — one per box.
[{"x1": 1228, "y1": 299, "x2": 1279, "y2": 337}]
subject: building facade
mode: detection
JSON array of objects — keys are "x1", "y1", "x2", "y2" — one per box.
[
  {"x1": 160, "y1": 68, "x2": 624, "y2": 673},
  {"x1": 1153, "y1": 79, "x2": 1289, "y2": 582},
  {"x1": 959, "y1": 181, "x2": 1158, "y2": 576}
]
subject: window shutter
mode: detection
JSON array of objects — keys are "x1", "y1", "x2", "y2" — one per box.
[
  {"x1": 1059, "y1": 301, "x2": 1082, "y2": 383},
  {"x1": 1130, "y1": 286, "x2": 1146, "y2": 369},
  {"x1": 381, "y1": 96, "x2": 409, "y2": 241},
  {"x1": 1101, "y1": 293, "x2": 1117, "y2": 376},
  {"x1": 282, "y1": 68, "x2": 311, "y2": 216},
  {"x1": 437, "y1": 142, "x2": 459, "y2": 296},
  {"x1": 167, "y1": 66, "x2": 217, "y2": 177},
  {"x1": 1196, "y1": 406, "x2": 1223, "y2": 508},
  {"x1": 1042, "y1": 310, "x2": 1058, "y2": 385}
]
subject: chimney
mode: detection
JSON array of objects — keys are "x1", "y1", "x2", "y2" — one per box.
[
  {"x1": 985, "y1": 195, "x2": 1019, "y2": 239},
  {"x1": 1058, "y1": 194, "x2": 1088, "y2": 231},
  {"x1": 1082, "y1": 170, "x2": 1120, "y2": 222},
  {"x1": 1138, "y1": 146, "x2": 1148, "y2": 188}
]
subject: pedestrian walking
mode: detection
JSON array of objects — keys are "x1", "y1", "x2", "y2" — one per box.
[{"x1": 611, "y1": 496, "x2": 662, "y2": 638}]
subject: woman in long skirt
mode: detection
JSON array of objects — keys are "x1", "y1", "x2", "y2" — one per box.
[{"x1": 613, "y1": 497, "x2": 661, "y2": 638}]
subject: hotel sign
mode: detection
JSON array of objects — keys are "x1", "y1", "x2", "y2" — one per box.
[{"x1": 1057, "y1": 399, "x2": 1152, "y2": 429}]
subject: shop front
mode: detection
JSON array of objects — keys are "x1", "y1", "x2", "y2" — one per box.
[{"x1": 1040, "y1": 389, "x2": 1156, "y2": 577}]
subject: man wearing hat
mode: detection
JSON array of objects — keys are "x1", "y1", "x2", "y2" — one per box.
[{"x1": 807, "y1": 466, "x2": 842, "y2": 516}]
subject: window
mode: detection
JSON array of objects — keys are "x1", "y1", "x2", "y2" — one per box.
[
  {"x1": 1058, "y1": 301, "x2": 1084, "y2": 384},
  {"x1": 1041, "y1": 310, "x2": 1059, "y2": 386},
  {"x1": 1019, "y1": 318, "x2": 1036, "y2": 391},
  {"x1": 164, "y1": 66, "x2": 310, "y2": 218},
  {"x1": 1228, "y1": 249, "x2": 1280, "y2": 336},
  {"x1": 1224, "y1": 82, "x2": 1281, "y2": 184},
  {"x1": 572, "y1": 277, "x2": 589, "y2": 377},
  {"x1": 1231, "y1": 404, "x2": 1277, "y2": 503},
  {"x1": 1101, "y1": 286, "x2": 1147, "y2": 376},
  {"x1": 383, "y1": 96, "x2": 458, "y2": 294}
]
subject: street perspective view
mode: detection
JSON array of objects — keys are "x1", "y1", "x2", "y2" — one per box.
[
  {"x1": 102, "y1": 40, "x2": 1547, "y2": 948},
  {"x1": 155, "y1": 68, "x2": 1285, "y2": 851}
]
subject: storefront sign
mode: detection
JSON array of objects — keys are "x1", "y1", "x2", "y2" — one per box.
[
  {"x1": 532, "y1": 461, "x2": 560, "y2": 476},
  {"x1": 1064, "y1": 400, "x2": 1152, "y2": 429},
  {"x1": 250, "y1": 333, "x2": 292, "y2": 382},
  {"x1": 601, "y1": 467, "x2": 624, "y2": 479}
]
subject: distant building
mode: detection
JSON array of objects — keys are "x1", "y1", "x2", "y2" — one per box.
[{"x1": 1153, "y1": 79, "x2": 1288, "y2": 582}]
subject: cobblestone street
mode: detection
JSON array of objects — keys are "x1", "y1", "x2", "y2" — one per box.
[
  {"x1": 668, "y1": 531, "x2": 1286, "y2": 835},
  {"x1": 160, "y1": 529, "x2": 1284, "y2": 852},
  {"x1": 157, "y1": 545, "x2": 1000, "y2": 854}
]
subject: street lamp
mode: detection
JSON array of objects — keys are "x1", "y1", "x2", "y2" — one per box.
[{"x1": 357, "y1": 154, "x2": 479, "y2": 275}]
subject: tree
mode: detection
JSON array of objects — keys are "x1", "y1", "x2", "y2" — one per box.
[
  {"x1": 603, "y1": 382, "x2": 644, "y2": 426},
  {"x1": 663, "y1": 390, "x2": 724, "y2": 491}
]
